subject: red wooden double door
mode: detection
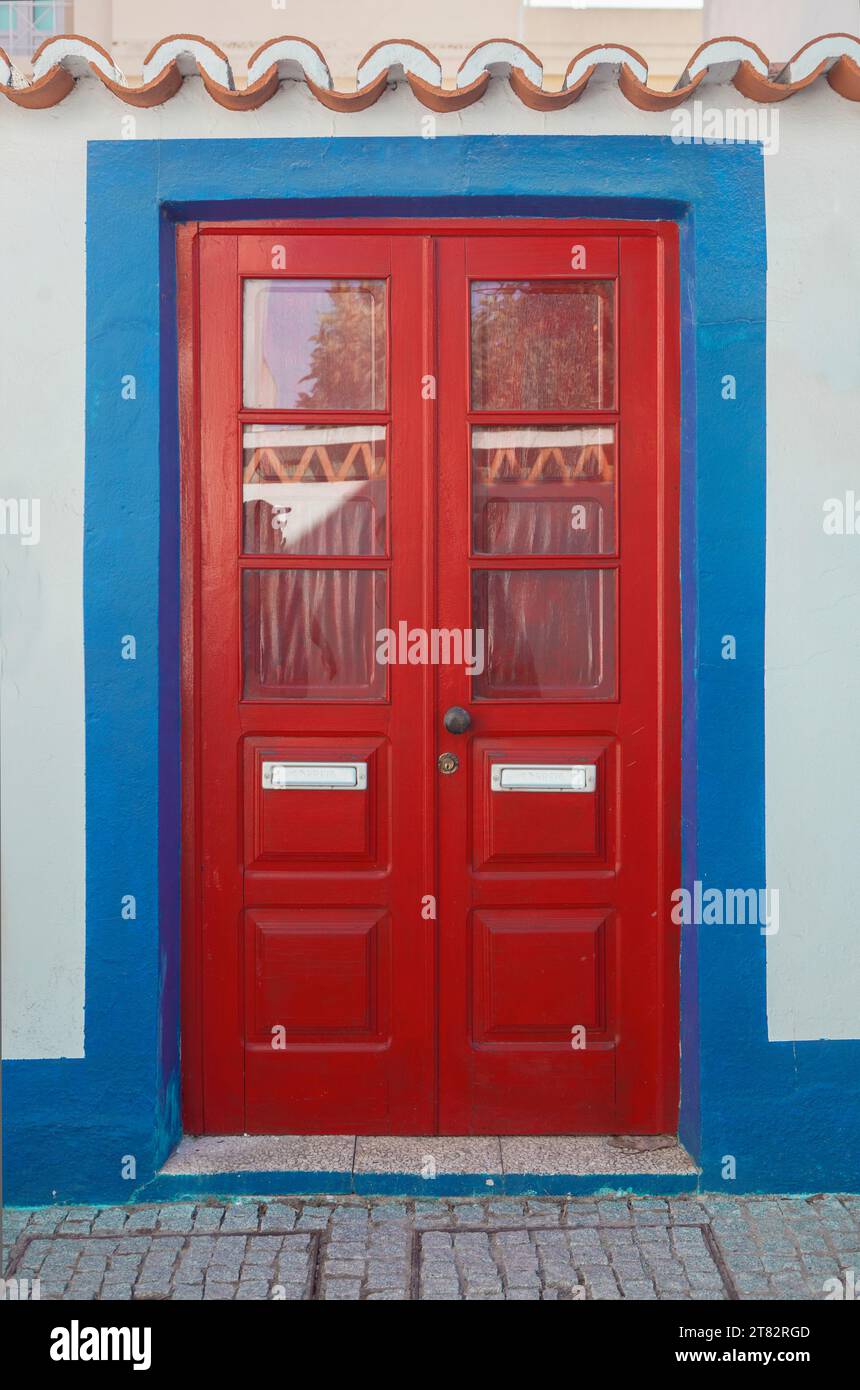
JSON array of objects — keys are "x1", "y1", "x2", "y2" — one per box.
[{"x1": 185, "y1": 222, "x2": 680, "y2": 1136}]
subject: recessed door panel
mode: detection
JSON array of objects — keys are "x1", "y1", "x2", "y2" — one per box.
[
  {"x1": 243, "y1": 736, "x2": 387, "y2": 871},
  {"x1": 471, "y1": 907, "x2": 610, "y2": 1043},
  {"x1": 245, "y1": 907, "x2": 391, "y2": 1044},
  {"x1": 471, "y1": 736, "x2": 614, "y2": 872}
]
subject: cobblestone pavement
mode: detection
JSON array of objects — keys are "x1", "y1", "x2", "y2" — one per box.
[{"x1": 4, "y1": 1195, "x2": 860, "y2": 1301}]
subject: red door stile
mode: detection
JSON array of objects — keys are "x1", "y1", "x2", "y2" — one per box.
[
  {"x1": 614, "y1": 232, "x2": 681, "y2": 1131},
  {"x1": 199, "y1": 233, "x2": 243, "y2": 1132}
]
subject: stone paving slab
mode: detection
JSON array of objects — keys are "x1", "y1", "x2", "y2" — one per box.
[
  {"x1": 4, "y1": 1195, "x2": 860, "y2": 1301},
  {"x1": 161, "y1": 1134, "x2": 356, "y2": 1175},
  {"x1": 353, "y1": 1136, "x2": 503, "y2": 1176},
  {"x1": 500, "y1": 1136, "x2": 696, "y2": 1176}
]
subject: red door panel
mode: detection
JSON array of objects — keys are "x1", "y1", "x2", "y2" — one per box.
[
  {"x1": 470, "y1": 737, "x2": 615, "y2": 871},
  {"x1": 197, "y1": 233, "x2": 434, "y2": 1134},
  {"x1": 242, "y1": 737, "x2": 388, "y2": 873},
  {"x1": 188, "y1": 222, "x2": 680, "y2": 1137},
  {"x1": 435, "y1": 233, "x2": 679, "y2": 1135}
]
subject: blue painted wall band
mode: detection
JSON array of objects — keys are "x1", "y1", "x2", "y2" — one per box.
[{"x1": 4, "y1": 134, "x2": 856, "y2": 1204}]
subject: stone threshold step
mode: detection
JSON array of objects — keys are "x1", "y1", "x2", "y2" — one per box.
[{"x1": 152, "y1": 1134, "x2": 699, "y2": 1200}]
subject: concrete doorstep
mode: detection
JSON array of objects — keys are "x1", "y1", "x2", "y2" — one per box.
[{"x1": 153, "y1": 1132, "x2": 698, "y2": 1199}]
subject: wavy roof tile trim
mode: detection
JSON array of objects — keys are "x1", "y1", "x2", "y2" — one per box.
[{"x1": 1, "y1": 32, "x2": 859, "y2": 112}]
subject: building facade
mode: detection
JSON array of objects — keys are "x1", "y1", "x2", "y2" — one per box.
[{"x1": 1, "y1": 29, "x2": 860, "y2": 1203}]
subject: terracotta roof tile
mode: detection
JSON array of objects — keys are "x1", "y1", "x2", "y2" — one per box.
[{"x1": 1, "y1": 32, "x2": 858, "y2": 112}]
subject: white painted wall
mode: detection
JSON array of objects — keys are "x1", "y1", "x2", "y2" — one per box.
[
  {"x1": 762, "y1": 88, "x2": 860, "y2": 1040},
  {"x1": 0, "y1": 72, "x2": 857, "y2": 1054},
  {"x1": 0, "y1": 103, "x2": 88, "y2": 1058}
]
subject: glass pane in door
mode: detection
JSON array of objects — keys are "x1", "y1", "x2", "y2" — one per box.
[
  {"x1": 243, "y1": 424, "x2": 387, "y2": 556},
  {"x1": 471, "y1": 568, "x2": 616, "y2": 699},
  {"x1": 472, "y1": 425, "x2": 616, "y2": 555},
  {"x1": 243, "y1": 279, "x2": 387, "y2": 409},
  {"x1": 242, "y1": 568, "x2": 387, "y2": 700},
  {"x1": 470, "y1": 280, "x2": 614, "y2": 411}
]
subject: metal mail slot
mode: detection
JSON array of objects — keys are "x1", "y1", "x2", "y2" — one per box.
[
  {"x1": 262, "y1": 761, "x2": 367, "y2": 791},
  {"x1": 490, "y1": 763, "x2": 596, "y2": 793}
]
